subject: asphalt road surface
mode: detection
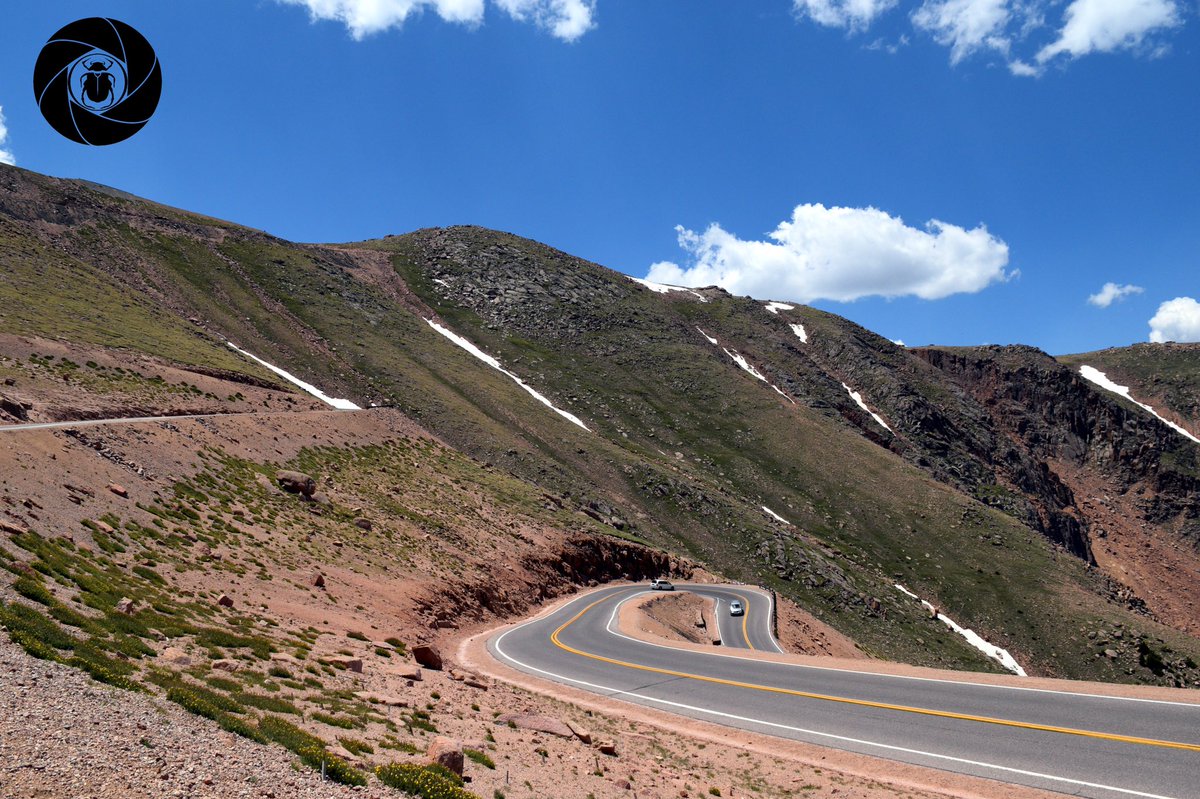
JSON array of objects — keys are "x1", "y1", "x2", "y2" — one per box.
[{"x1": 489, "y1": 584, "x2": 1200, "y2": 799}]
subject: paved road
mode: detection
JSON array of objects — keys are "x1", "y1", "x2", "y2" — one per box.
[{"x1": 489, "y1": 584, "x2": 1200, "y2": 799}]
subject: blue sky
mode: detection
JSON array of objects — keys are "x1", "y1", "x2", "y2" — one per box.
[{"x1": 0, "y1": 0, "x2": 1197, "y2": 353}]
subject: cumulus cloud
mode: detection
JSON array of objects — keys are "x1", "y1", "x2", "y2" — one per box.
[
  {"x1": 1149, "y1": 297, "x2": 1200, "y2": 343},
  {"x1": 0, "y1": 106, "x2": 15, "y2": 166},
  {"x1": 278, "y1": 0, "x2": 595, "y2": 40},
  {"x1": 645, "y1": 204, "x2": 1012, "y2": 304},
  {"x1": 1087, "y1": 282, "x2": 1143, "y2": 307},
  {"x1": 1037, "y1": 0, "x2": 1180, "y2": 62},
  {"x1": 911, "y1": 0, "x2": 1014, "y2": 63},
  {"x1": 793, "y1": 0, "x2": 900, "y2": 30},
  {"x1": 791, "y1": 0, "x2": 1184, "y2": 73},
  {"x1": 494, "y1": 0, "x2": 595, "y2": 40}
]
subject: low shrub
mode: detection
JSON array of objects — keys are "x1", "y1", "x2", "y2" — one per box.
[
  {"x1": 13, "y1": 576, "x2": 55, "y2": 606},
  {"x1": 297, "y1": 745, "x2": 367, "y2": 786},
  {"x1": 338, "y1": 736, "x2": 374, "y2": 756},
  {"x1": 464, "y1": 748, "x2": 495, "y2": 769},
  {"x1": 375, "y1": 763, "x2": 481, "y2": 799},
  {"x1": 238, "y1": 692, "x2": 301, "y2": 715}
]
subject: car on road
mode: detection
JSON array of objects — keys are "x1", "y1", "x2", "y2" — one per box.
[
  {"x1": 729, "y1": 600, "x2": 744, "y2": 616},
  {"x1": 649, "y1": 579, "x2": 674, "y2": 591}
]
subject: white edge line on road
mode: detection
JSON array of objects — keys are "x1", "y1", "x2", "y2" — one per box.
[
  {"x1": 492, "y1": 625, "x2": 1180, "y2": 799},
  {"x1": 554, "y1": 588, "x2": 1200, "y2": 709}
]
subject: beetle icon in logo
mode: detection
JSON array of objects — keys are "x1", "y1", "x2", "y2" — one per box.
[{"x1": 34, "y1": 18, "x2": 161, "y2": 146}]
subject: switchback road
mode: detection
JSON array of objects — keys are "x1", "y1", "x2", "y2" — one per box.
[{"x1": 489, "y1": 584, "x2": 1200, "y2": 799}]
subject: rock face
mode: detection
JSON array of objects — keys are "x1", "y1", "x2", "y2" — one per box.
[
  {"x1": 494, "y1": 713, "x2": 575, "y2": 739},
  {"x1": 275, "y1": 471, "x2": 316, "y2": 497},
  {"x1": 328, "y1": 656, "x2": 363, "y2": 673},
  {"x1": 426, "y1": 736, "x2": 464, "y2": 777},
  {"x1": 0, "y1": 393, "x2": 29, "y2": 421},
  {"x1": 411, "y1": 644, "x2": 443, "y2": 670}
]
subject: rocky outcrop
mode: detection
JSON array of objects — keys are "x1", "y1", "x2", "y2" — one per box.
[{"x1": 276, "y1": 471, "x2": 316, "y2": 497}]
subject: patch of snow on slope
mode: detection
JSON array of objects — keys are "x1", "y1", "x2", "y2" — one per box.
[
  {"x1": 432, "y1": 278, "x2": 450, "y2": 287},
  {"x1": 630, "y1": 277, "x2": 708, "y2": 302},
  {"x1": 425, "y1": 319, "x2": 590, "y2": 431},
  {"x1": 762, "y1": 506, "x2": 792, "y2": 525},
  {"x1": 226, "y1": 343, "x2": 360, "y2": 410},
  {"x1": 696, "y1": 328, "x2": 719, "y2": 345},
  {"x1": 1079, "y1": 366, "x2": 1199, "y2": 444},
  {"x1": 725, "y1": 349, "x2": 767, "y2": 382},
  {"x1": 764, "y1": 301, "x2": 795, "y2": 314},
  {"x1": 790, "y1": 323, "x2": 808, "y2": 343},
  {"x1": 894, "y1": 584, "x2": 1027, "y2": 676},
  {"x1": 841, "y1": 383, "x2": 892, "y2": 433}
]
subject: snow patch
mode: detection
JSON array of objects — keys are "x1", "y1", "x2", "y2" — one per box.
[
  {"x1": 432, "y1": 278, "x2": 450, "y2": 287},
  {"x1": 894, "y1": 584, "x2": 1027, "y2": 676},
  {"x1": 696, "y1": 327, "x2": 719, "y2": 345},
  {"x1": 762, "y1": 506, "x2": 792, "y2": 525},
  {"x1": 764, "y1": 301, "x2": 795, "y2": 314},
  {"x1": 789, "y1": 323, "x2": 808, "y2": 343},
  {"x1": 725, "y1": 349, "x2": 768, "y2": 382},
  {"x1": 1079, "y1": 366, "x2": 1199, "y2": 445},
  {"x1": 225, "y1": 343, "x2": 360, "y2": 410},
  {"x1": 425, "y1": 319, "x2": 590, "y2": 431},
  {"x1": 841, "y1": 383, "x2": 892, "y2": 433},
  {"x1": 630, "y1": 277, "x2": 708, "y2": 303}
]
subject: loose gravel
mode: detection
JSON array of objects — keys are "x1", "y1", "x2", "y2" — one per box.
[{"x1": 0, "y1": 635, "x2": 395, "y2": 799}]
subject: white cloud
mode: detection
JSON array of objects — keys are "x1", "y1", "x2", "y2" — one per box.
[
  {"x1": 0, "y1": 106, "x2": 15, "y2": 166},
  {"x1": 911, "y1": 0, "x2": 1013, "y2": 63},
  {"x1": 494, "y1": 0, "x2": 595, "y2": 40},
  {"x1": 1087, "y1": 281, "x2": 1144, "y2": 307},
  {"x1": 278, "y1": 0, "x2": 595, "y2": 40},
  {"x1": 1149, "y1": 297, "x2": 1200, "y2": 343},
  {"x1": 791, "y1": 0, "x2": 1184, "y2": 73},
  {"x1": 1037, "y1": 0, "x2": 1180, "y2": 61},
  {"x1": 646, "y1": 204, "x2": 1012, "y2": 304},
  {"x1": 794, "y1": 0, "x2": 900, "y2": 30}
]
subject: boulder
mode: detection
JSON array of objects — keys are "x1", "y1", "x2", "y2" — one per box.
[
  {"x1": 0, "y1": 393, "x2": 28, "y2": 421},
  {"x1": 1, "y1": 519, "x2": 30, "y2": 536},
  {"x1": 329, "y1": 656, "x2": 363, "y2": 673},
  {"x1": 115, "y1": 597, "x2": 136, "y2": 615},
  {"x1": 426, "y1": 736, "x2": 464, "y2": 778},
  {"x1": 311, "y1": 572, "x2": 326, "y2": 589},
  {"x1": 94, "y1": 520, "x2": 116, "y2": 535},
  {"x1": 411, "y1": 644, "x2": 443, "y2": 671},
  {"x1": 596, "y1": 740, "x2": 618, "y2": 756},
  {"x1": 565, "y1": 720, "x2": 592, "y2": 745},
  {"x1": 107, "y1": 484, "x2": 128, "y2": 498},
  {"x1": 212, "y1": 659, "x2": 241, "y2": 673},
  {"x1": 160, "y1": 647, "x2": 192, "y2": 666},
  {"x1": 217, "y1": 594, "x2": 234, "y2": 608},
  {"x1": 275, "y1": 471, "x2": 316, "y2": 497},
  {"x1": 494, "y1": 714, "x2": 575, "y2": 739},
  {"x1": 353, "y1": 517, "x2": 373, "y2": 531},
  {"x1": 449, "y1": 669, "x2": 488, "y2": 690}
]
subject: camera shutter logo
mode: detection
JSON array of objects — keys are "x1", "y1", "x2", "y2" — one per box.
[{"x1": 33, "y1": 18, "x2": 162, "y2": 146}]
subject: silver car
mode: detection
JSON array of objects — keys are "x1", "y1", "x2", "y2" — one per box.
[
  {"x1": 729, "y1": 600, "x2": 744, "y2": 616},
  {"x1": 649, "y1": 579, "x2": 674, "y2": 591}
]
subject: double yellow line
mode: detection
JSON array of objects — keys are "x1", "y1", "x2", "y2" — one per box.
[{"x1": 550, "y1": 595, "x2": 1200, "y2": 753}]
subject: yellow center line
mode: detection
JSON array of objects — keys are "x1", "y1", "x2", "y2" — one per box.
[{"x1": 551, "y1": 595, "x2": 1200, "y2": 753}]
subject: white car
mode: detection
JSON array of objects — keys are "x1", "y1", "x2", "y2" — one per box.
[
  {"x1": 649, "y1": 579, "x2": 674, "y2": 591},
  {"x1": 729, "y1": 600, "x2": 744, "y2": 616}
]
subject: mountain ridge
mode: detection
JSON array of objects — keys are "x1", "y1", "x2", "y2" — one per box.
[{"x1": 2, "y1": 162, "x2": 1199, "y2": 688}]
